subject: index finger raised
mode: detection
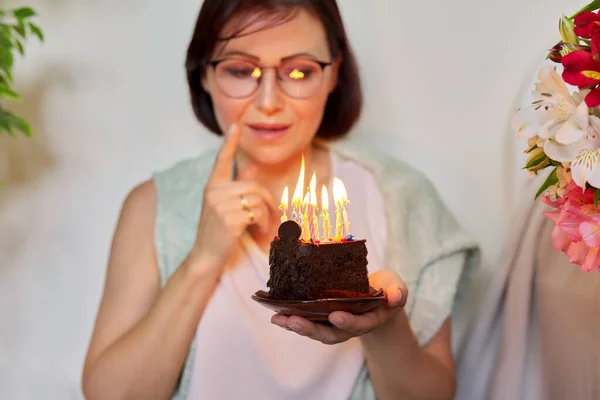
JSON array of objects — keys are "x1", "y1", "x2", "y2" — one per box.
[{"x1": 209, "y1": 124, "x2": 241, "y2": 183}]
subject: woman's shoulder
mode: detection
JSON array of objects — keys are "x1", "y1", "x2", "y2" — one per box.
[
  {"x1": 153, "y1": 148, "x2": 219, "y2": 188},
  {"x1": 150, "y1": 148, "x2": 219, "y2": 219}
]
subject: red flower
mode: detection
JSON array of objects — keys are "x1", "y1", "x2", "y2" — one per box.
[
  {"x1": 574, "y1": 11, "x2": 600, "y2": 38},
  {"x1": 562, "y1": 50, "x2": 600, "y2": 87},
  {"x1": 585, "y1": 89, "x2": 600, "y2": 107},
  {"x1": 562, "y1": 50, "x2": 600, "y2": 106},
  {"x1": 589, "y1": 29, "x2": 600, "y2": 61}
]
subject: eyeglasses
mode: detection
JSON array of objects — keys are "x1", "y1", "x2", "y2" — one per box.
[{"x1": 207, "y1": 58, "x2": 332, "y2": 99}]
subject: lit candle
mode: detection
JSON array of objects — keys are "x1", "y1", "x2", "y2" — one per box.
[
  {"x1": 308, "y1": 172, "x2": 318, "y2": 240},
  {"x1": 291, "y1": 155, "x2": 305, "y2": 225},
  {"x1": 336, "y1": 178, "x2": 351, "y2": 236},
  {"x1": 321, "y1": 185, "x2": 331, "y2": 241},
  {"x1": 301, "y1": 192, "x2": 311, "y2": 241},
  {"x1": 279, "y1": 186, "x2": 289, "y2": 223},
  {"x1": 333, "y1": 177, "x2": 344, "y2": 240}
]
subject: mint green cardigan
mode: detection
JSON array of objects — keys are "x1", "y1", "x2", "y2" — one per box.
[{"x1": 153, "y1": 137, "x2": 480, "y2": 400}]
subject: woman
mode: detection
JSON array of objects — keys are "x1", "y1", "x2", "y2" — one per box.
[{"x1": 82, "y1": 1, "x2": 478, "y2": 399}]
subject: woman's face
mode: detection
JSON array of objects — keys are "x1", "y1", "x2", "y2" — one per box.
[{"x1": 202, "y1": 9, "x2": 339, "y2": 166}]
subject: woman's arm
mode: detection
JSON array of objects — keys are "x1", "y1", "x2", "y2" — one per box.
[
  {"x1": 361, "y1": 315, "x2": 455, "y2": 400},
  {"x1": 81, "y1": 181, "x2": 221, "y2": 400},
  {"x1": 82, "y1": 125, "x2": 274, "y2": 400}
]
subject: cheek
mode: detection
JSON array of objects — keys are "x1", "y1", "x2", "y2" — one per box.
[
  {"x1": 209, "y1": 91, "x2": 250, "y2": 131},
  {"x1": 293, "y1": 91, "x2": 329, "y2": 127}
]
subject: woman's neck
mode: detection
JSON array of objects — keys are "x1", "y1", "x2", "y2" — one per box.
[{"x1": 234, "y1": 143, "x2": 332, "y2": 207}]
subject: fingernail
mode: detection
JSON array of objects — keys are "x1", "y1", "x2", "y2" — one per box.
[
  {"x1": 288, "y1": 324, "x2": 302, "y2": 333},
  {"x1": 397, "y1": 289, "x2": 403, "y2": 300},
  {"x1": 330, "y1": 316, "x2": 344, "y2": 327},
  {"x1": 227, "y1": 124, "x2": 237, "y2": 135}
]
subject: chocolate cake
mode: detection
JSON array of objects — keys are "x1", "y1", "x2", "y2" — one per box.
[{"x1": 267, "y1": 220, "x2": 370, "y2": 300}]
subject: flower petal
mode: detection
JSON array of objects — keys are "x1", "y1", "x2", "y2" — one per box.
[
  {"x1": 544, "y1": 138, "x2": 588, "y2": 162},
  {"x1": 511, "y1": 107, "x2": 538, "y2": 140},
  {"x1": 554, "y1": 116, "x2": 586, "y2": 144},
  {"x1": 573, "y1": 99, "x2": 590, "y2": 128},
  {"x1": 587, "y1": 159, "x2": 600, "y2": 188},
  {"x1": 580, "y1": 221, "x2": 600, "y2": 247},
  {"x1": 585, "y1": 88, "x2": 600, "y2": 107},
  {"x1": 551, "y1": 224, "x2": 571, "y2": 251},
  {"x1": 571, "y1": 148, "x2": 600, "y2": 187},
  {"x1": 536, "y1": 66, "x2": 571, "y2": 99},
  {"x1": 582, "y1": 246, "x2": 600, "y2": 271},
  {"x1": 566, "y1": 241, "x2": 589, "y2": 264}
]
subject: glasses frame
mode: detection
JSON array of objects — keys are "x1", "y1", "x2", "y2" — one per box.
[{"x1": 207, "y1": 58, "x2": 333, "y2": 99}]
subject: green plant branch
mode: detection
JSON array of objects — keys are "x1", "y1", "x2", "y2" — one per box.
[{"x1": 0, "y1": 6, "x2": 43, "y2": 138}]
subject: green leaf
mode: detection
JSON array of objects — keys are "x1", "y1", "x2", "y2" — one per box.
[
  {"x1": 534, "y1": 167, "x2": 559, "y2": 199},
  {"x1": 0, "y1": 111, "x2": 16, "y2": 137},
  {"x1": 0, "y1": 31, "x2": 12, "y2": 49},
  {"x1": 15, "y1": 39, "x2": 24, "y2": 56},
  {"x1": 9, "y1": 114, "x2": 32, "y2": 137},
  {"x1": 13, "y1": 7, "x2": 36, "y2": 21},
  {"x1": 0, "y1": 65, "x2": 14, "y2": 82},
  {"x1": 13, "y1": 22, "x2": 26, "y2": 39},
  {"x1": 570, "y1": 0, "x2": 600, "y2": 19},
  {"x1": 28, "y1": 23, "x2": 43, "y2": 42},
  {"x1": 0, "y1": 84, "x2": 20, "y2": 100},
  {"x1": 0, "y1": 47, "x2": 14, "y2": 68}
]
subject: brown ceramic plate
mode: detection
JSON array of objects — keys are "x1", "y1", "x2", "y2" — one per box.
[{"x1": 251, "y1": 287, "x2": 387, "y2": 322}]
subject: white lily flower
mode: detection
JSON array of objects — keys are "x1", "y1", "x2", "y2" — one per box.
[
  {"x1": 571, "y1": 148, "x2": 600, "y2": 188},
  {"x1": 544, "y1": 115, "x2": 600, "y2": 162},
  {"x1": 512, "y1": 66, "x2": 590, "y2": 142}
]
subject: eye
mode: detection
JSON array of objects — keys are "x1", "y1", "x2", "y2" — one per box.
[
  {"x1": 220, "y1": 61, "x2": 261, "y2": 79},
  {"x1": 281, "y1": 61, "x2": 319, "y2": 80}
]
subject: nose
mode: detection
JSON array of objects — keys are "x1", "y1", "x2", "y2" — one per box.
[{"x1": 252, "y1": 70, "x2": 284, "y2": 116}]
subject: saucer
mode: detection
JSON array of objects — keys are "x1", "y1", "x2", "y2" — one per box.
[{"x1": 251, "y1": 287, "x2": 387, "y2": 322}]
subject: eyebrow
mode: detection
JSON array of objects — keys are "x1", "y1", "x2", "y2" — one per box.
[{"x1": 218, "y1": 50, "x2": 324, "y2": 62}]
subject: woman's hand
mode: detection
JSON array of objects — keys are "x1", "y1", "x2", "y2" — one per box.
[
  {"x1": 271, "y1": 270, "x2": 408, "y2": 345},
  {"x1": 191, "y1": 124, "x2": 277, "y2": 272}
]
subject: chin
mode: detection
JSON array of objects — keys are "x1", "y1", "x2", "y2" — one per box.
[{"x1": 242, "y1": 146, "x2": 301, "y2": 167}]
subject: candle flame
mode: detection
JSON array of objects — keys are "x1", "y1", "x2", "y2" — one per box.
[
  {"x1": 333, "y1": 177, "x2": 348, "y2": 206},
  {"x1": 321, "y1": 185, "x2": 328, "y2": 211},
  {"x1": 302, "y1": 192, "x2": 310, "y2": 208},
  {"x1": 292, "y1": 155, "x2": 305, "y2": 206},
  {"x1": 309, "y1": 172, "x2": 317, "y2": 206},
  {"x1": 280, "y1": 186, "x2": 289, "y2": 210}
]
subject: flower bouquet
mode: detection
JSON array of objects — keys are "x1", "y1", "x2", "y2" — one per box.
[{"x1": 512, "y1": 0, "x2": 600, "y2": 272}]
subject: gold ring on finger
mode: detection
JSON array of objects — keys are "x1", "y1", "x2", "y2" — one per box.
[{"x1": 240, "y1": 195, "x2": 250, "y2": 211}]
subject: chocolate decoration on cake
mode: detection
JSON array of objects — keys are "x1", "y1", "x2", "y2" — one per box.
[{"x1": 278, "y1": 220, "x2": 301, "y2": 240}]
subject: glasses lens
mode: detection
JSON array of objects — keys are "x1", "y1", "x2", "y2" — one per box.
[
  {"x1": 214, "y1": 60, "x2": 260, "y2": 98},
  {"x1": 278, "y1": 60, "x2": 324, "y2": 98}
]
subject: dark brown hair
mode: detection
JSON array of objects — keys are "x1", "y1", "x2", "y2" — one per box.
[{"x1": 185, "y1": 0, "x2": 362, "y2": 139}]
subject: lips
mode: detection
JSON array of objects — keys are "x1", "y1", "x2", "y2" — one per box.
[{"x1": 247, "y1": 123, "x2": 291, "y2": 139}]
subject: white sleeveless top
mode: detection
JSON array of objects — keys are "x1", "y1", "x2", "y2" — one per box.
[{"x1": 186, "y1": 153, "x2": 388, "y2": 399}]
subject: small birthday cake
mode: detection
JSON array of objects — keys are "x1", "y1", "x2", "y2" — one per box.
[
  {"x1": 266, "y1": 157, "x2": 370, "y2": 300},
  {"x1": 267, "y1": 221, "x2": 369, "y2": 300}
]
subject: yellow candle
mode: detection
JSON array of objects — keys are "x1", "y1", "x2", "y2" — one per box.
[
  {"x1": 321, "y1": 185, "x2": 331, "y2": 241},
  {"x1": 309, "y1": 172, "x2": 318, "y2": 240},
  {"x1": 291, "y1": 155, "x2": 305, "y2": 225},
  {"x1": 279, "y1": 186, "x2": 289, "y2": 223},
  {"x1": 301, "y1": 192, "x2": 311, "y2": 241},
  {"x1": 333, "y1": 177, "x2": 346, "y2": 240}
]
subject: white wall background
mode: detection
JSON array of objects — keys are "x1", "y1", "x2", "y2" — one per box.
[{"x1": 0, "y1": 0, "x2": 580, "y2": 398}]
